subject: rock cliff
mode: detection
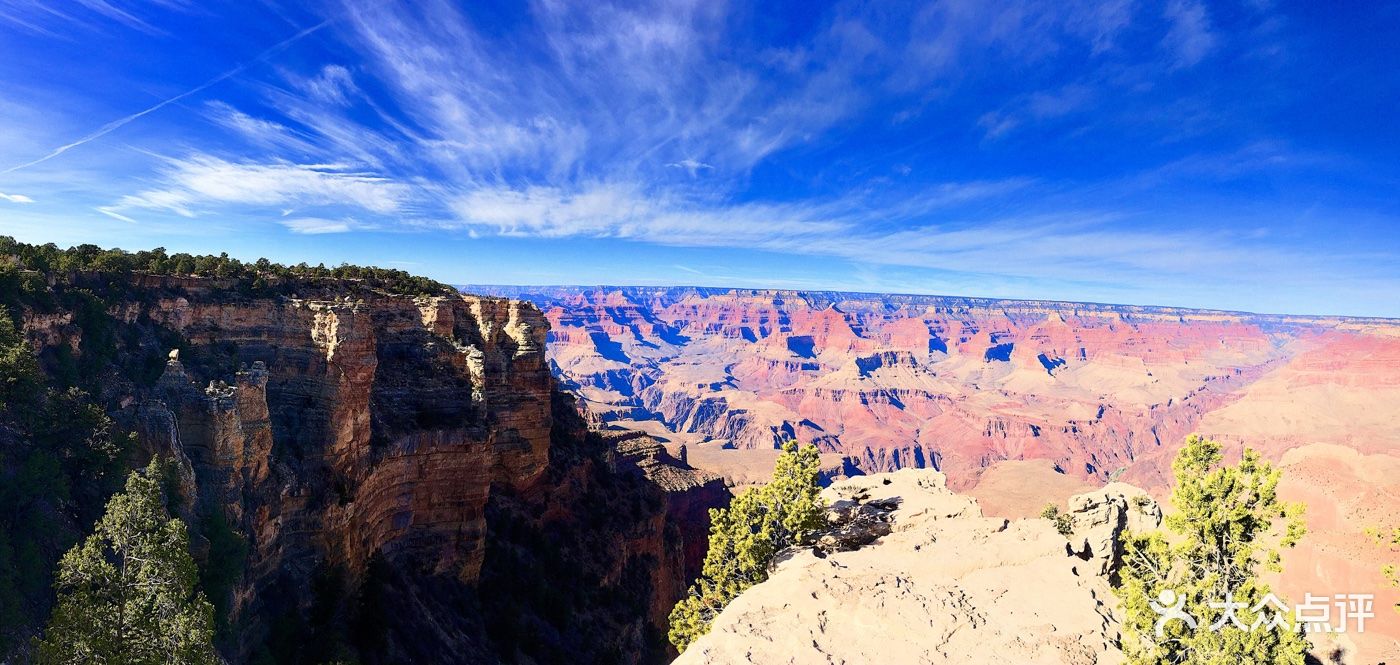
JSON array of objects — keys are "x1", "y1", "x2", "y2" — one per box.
[{"x1": 15, "y1": 274, "x2": 729, "y2": 664}]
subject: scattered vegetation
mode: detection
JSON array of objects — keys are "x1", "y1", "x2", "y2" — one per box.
[
  {"x1": 1040, "y1": 503, "x2": 1075, "y2": 537},
  {"x1": 1115, "y1": 435, "x2": 1309, "y2": 664},
  {"x1": 35, "y1": 458, "x2": 217, "y2": 664},
  {"x1": 1363, "y1": 525, "x2": 1400, "y2": 615},
  {"x1": 668, "y1": 442, "x2": 826, "y2": 653}
]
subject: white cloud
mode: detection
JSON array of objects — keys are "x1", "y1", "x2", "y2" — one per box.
[
  {"x1": 0, "y1": 192, "x2": 35, "y2": 204},
  {"x1": 299, "y1": 65, "x2": 358, "y2": 106},
  {"x1": 667, "y1": 159, "x2": 713, "y2": 176},
  {"x1": 205, "y1": 101, "x2": 316, "y2": 154},
  {"x1": 979, "y1": 85, "x2": 1094, "y2": 139},
  {"x1": 443, "y1": 179, "x2": 1040, "y2": 257},
  {"x1": 1163, "y1": 0, "x2": 1218, "y2": 69},
  {"x1": 106, "y1": 155, "x2": 410, "y2": 218},
  {"x1": 280, "y1": 217, "x2": 369, "y2": 234},
  {"x1": 447, "y1": 182, "x2": 850, "y2": 244}
]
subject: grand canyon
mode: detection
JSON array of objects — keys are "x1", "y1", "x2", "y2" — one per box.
[
  {"x1": 475, "y1": 285, "x2": 1400, "y2": 660},
  {"x1": 5, "y1": 1, "x2": 1400, "y2": 662},
  {"x1": 1, "y1": 247, "x2": 1397, "y2": 663}
]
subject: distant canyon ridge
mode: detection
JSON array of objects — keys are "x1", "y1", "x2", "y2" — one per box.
[
  {"x1": 467, "y1": 286, "x2": 1400, "y2": 488},
  {"x1": 469, "y1": 285, "x2": 1400, "y2": 659}
]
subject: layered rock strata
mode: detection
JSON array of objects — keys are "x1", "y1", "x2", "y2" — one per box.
[{"x1": 473, "y1": 286, "x2": 1400, "y2": 493}]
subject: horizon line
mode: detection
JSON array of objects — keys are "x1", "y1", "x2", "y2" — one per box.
[{"x1": 458, "y1": 282, "x2": 1400, "y2": 323}]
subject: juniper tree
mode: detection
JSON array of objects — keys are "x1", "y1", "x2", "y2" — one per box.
[
  {"x1": 668, "y1": 442, "x2": 826, "y2": 652},
  {"x1": 35, "y1": 458, "x2": 216, "y2": 665},
  {"x1": 1116, "y1": 435, "x2": 1308, "y2": 664}
]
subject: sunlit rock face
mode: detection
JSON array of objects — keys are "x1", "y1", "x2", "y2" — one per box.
[
  {"x1": 133, "y1": 291, "x2": 554, "y2": 589},
  {"x1": 674, "y1": 469, "x2": 1128, "y2": 665}
]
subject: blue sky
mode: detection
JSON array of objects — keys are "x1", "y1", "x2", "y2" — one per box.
[{"x1": 1, "y1": 1, "x2": 1398, "y2": 316}]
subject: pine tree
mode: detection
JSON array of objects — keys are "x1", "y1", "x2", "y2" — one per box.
[
  {"x1": 668, "y1": 442, "x2": 826, "y2": 652},
  {"x1": 1116, "y1": 435, "x2": 1309, "y2": 664},
  {"x1": 35, "y1": 458, "x2": 217, "y2": 665}
]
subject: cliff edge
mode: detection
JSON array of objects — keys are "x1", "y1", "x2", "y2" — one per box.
[{"x1": 675, "y1": 469, "x2": 1126, "y2": 664}]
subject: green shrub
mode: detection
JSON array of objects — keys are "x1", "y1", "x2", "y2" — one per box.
[
  {"x1": 1040, "y1": 503, "x2": 1075, "y2": 537},
  {"x1": 668, "y1": 442, "x2": 826, "y2": 652}
]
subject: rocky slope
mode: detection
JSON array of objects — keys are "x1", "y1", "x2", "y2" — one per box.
[
  {"x1": 674, "y1": 470, "x2": 1158, "y2": 664},
  {"x1": 11, "y1": 273, "x2": 728, "y2": 664}
]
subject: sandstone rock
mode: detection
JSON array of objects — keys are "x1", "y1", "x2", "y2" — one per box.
[
  {"x1": 675, "y1": 469, "x2": 1126, "y2": 665},
  {"x1": 1065, "y1": 483, "x2": 1163, "y2": 580},
  {"x1": 602, "y1": 429, "x2": 731, "y2": 632}
]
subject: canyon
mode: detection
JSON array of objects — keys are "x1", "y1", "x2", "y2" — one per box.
[
  {"x1": 6, "y1": 260, "x2": 1398, "y2": 662},
  {"x1": 9, "y1": 272, "x2": 728, "y2": 664},
  {"x1": 472, "y1": 285, "x2": 1400, "y2": 661}
]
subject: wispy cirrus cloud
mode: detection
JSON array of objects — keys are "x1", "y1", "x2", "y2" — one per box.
[
  {"x1": 1162, "y1": 0, "x2": 1219, "y2": 69},
  {"x1": 279, "y1": 216, "x2": 373, "y2": 234},
  {"x1": 979, "y1": 85, "x2": 1096, "y2": 139},
  {"x1": 103, "y1": 155, "x2": 409, "y2": 220},
  {"x1": 0, "y1": 192, "x2": 36, "y2": 204},
  {"x1": 0, "y1": 0, "x2": 189, "y2": 37},
  {"x1": 204, "y1": 101, "x2": 318, "y2": 156},
  {"x1": 297, "y1": 65, "x2": 359, "y2": 106}
]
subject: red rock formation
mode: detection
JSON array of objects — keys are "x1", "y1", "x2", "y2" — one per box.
[{"x1": 472, "y1": 286, "x2": 1400, "y2": 488}]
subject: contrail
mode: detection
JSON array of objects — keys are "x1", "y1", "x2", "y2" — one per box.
[{"x1": 1, "y1": 19, "x2": 329, "y2": 175}]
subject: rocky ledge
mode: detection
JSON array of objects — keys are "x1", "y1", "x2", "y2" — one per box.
[{"x1": 676, "y1": 470, "x2": 1158, "y2": 664}]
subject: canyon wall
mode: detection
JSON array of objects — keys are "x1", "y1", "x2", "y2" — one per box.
[{"x1": 19, "y1": 276, "x2": 727, "y2": 664}]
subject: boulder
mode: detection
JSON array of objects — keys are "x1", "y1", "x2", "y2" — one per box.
[{"x1": 1066, "y1": 482, "x2": 1163, "y2": 579}]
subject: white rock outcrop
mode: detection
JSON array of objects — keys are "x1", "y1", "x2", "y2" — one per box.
[
  {"x1": 1066, "y1": 483, "x2": 1163, "y2": 579},
  {"x1": 674, "y1": 469, "x2": 1126, "y2": 665}
]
